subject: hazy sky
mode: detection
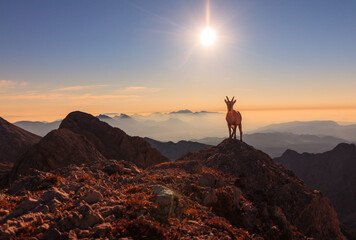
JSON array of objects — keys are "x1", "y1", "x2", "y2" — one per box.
[{"x1": 1, "y1": 0, "x2": 356, "y2": 123}]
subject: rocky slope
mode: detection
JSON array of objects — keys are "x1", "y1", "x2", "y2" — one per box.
[
  {"x1": 0, "y1": 137, "x2": 346, "y2": 239},
  {"x1": 275, "y1": 144, "x2": 356, "y2": 232},
  {"x1": 0, "y1": 117, "x2": 41, "y2": 164},
  {"x1": 1, "y1": 159, "x2": 258, "y2": 240},
  {"x1": 179, "y1": 139, "x2": 345, "y2": 240},
  {"x1": 59, "y1": 111, "x2": 168, "y2": 168},
  {"x1": 144, "y1": 137, "x2": 210, "y2": 160}
]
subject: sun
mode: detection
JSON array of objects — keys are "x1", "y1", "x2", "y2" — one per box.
[{"x1": 200, "y1": 26, "x2": 216, "y2": 46}]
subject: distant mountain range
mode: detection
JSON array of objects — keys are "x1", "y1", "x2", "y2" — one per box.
[
  {"x1": 275, "y1": 144, "x2": 356, "y2": 236},
  {"x1": 256, "y1": 120, "x2": 356, "y2": 141},
  {"x1": 143, "y1": 137, "x2": 210, "y2": 160},
  {"x1": 13, "y1": 117, "x2": 356, "y2": 158},
  {"x1": 13, "y1": 110, "x2": 222, "y2": 141},
  {"x1": 14, "y1": 120, "x2": 61, "y2": 137}
]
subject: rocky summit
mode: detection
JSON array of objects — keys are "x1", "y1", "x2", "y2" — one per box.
[
  {"x1": 0, "y1": 133, "x2": 346, "y2": 239},
  {"x1": 59, "y1": 111, "x2": 168, "y2": 168}
]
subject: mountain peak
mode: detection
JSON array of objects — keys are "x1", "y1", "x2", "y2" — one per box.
[
  {"x1": 118, "y1": 113, "x2": 131, "y2": 119},
  {"x1": 96, "y1": 114, "x2": 111, "y2": 119},
  {"x1": 169, "y1": 109, "x2": 193, "y2": 114},
  {"x1": 332, "y1": 142, "x2": 356, "y2": 152},
  {"x1": 9, "y1": 128, "x2": 106, "y2": 179},
  {"x1": 179, "y1": 138, "x2": 345, "y2": 239},
  {"x1": 60, "y1": 111, "x2": 167, "y2": 168}
]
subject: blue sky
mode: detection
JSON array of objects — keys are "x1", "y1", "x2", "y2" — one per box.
[{"x1": 1, "y1": 0, "x2": 356, "y2": 122}]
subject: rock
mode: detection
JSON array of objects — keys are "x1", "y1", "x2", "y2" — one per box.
[
  {"x1": 198, "y1": 172, "x2": 223, "y2": 188},
  {"x1": 101, "y1": 160, "x2": 124, "y2": 175},
  {"x1": 42, "y1": 228, "x2": 62, "y2": 240},
  {"x1": 81, "y1": 189, "x2": 103, "y2": 204},
  {"x1": 11, "y1": 197, "x2": 38, "y2": 217},
  {"x1": 38, "y1": 223, "x2": 50, "y2": 232},
  {"x1": 78, "y1": 204, "x2": 104, "y2": 229},
  {"x1": 151, "y1": 185, "x2": 183, "y2": 219},
  {"x1": 0, "y1": 210, "x2": 9, "y2": 217},
  {"x1": 40, "y1": 187, "x2": 68, "y2": 203},
  {"x1": 74, "y1": 229, "x2": 90, "y2": 238},
  {"x1": 93, "y1": 222, "x2": 112, "y2": 234},
  {"x1": 32, "y1": 205, "x2": 49, "y2": 214},
  {"x1": 203, "y1": 189, "x2": 218, "y2": 206},
  {"x1": 47, "y1": 198, "x2": 62, "y2": 212}
]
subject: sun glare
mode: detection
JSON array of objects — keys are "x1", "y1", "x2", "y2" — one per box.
[{"x1": 200, "y1": 26, "x2": 216, "y2": 46}]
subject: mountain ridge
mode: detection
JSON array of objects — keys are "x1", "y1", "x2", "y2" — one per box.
[
  {"x1": 0, "y1": 117, "x2": 41, "y2": 164},
  {"x1": 275, "y1": 143, "x2": 356, "y2": 232}
]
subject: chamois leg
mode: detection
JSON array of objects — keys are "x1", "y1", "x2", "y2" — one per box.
[
  {"x1": 233, "y1": 124, "x2": 237, "y2": 139},
  {"x1": 228, "y1": 124, "x2": 232, "y2": 139},
  {"x1": 238, "y1": 124, "x2": 243, "y2": 142}
]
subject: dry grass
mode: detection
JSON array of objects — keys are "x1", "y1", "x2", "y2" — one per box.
[
  {"x1": 184, "y1": 208, "x2": 201, "y2": 219},
  {"x1": 75, "y1": 174, "x2": 96, "y2": 183},
  {"x1": 0, "y1": 196, "x2": 22, "y2": 211},
  {"x1": 58, "y1": 201, "x2": 76, "y2": 212},
  {"x1": 113, "y1": 219, "x2": 167, "y2": 239},
  {"x1": 204, "y1": 217, "x2": 237, "y2": 239}
]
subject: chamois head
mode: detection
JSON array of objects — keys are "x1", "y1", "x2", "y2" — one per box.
[{"x1": 225, "y1": 96, "x2": 236, "y2": 111}]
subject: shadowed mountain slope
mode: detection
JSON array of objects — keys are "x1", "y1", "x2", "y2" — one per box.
[
  {"x1": 9, "y1": 128, "x2": 106, "y2": 179},
  {"x1": 177, "y1": 139, "x2": 345, "y2": 240},
  {"x1": 59, "y1": 111, "x2": 168, "y2": 168},
  {"x1": 275, "y1": 144, "x2": 356, "y2": 232},
  {"x1": 143, "y1": 137, "x2": 210, "y2": 160},
  {"x1": 0, "y1": 117, "x2": 41, "y2": 164}
]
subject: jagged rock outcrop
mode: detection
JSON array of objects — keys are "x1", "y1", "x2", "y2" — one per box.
[
  {"x1": 275, "y1": 143, "x2": 356, "y2": 233},
  {"x1": 59, "y1": 111, "x2": 167, "y2": 168},
  {"x1": 179, "y1": 139, "x2": 346, "y2": 240},
  {"x1": 0, "y1": 117, "x2": 41, "y2": 164},
  {"x1": 9, "y1": 128, "x2": 106, "y2": 179}
]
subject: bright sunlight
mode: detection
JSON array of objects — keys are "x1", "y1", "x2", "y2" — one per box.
[{"x1": 200, "y1": 26, "x2": 216, "y2": 46}]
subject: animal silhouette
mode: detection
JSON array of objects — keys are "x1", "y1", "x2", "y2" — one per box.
[{"x1": 225, "y1": 96, "x2": 242, "y2": 141}]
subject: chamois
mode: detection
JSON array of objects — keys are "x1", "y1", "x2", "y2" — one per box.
[{"x1": 225, "y1": 96, "x2": 242, "y2": 141}]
